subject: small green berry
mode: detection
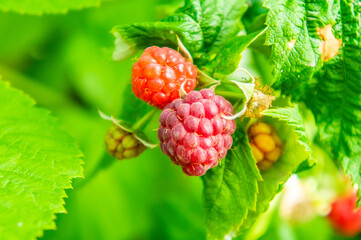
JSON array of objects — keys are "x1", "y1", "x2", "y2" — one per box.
[
  {"x1": 122, "y1": 135, "x2": 137, "y2": 148},
  {"x1": 104, "y1": 124, "x2": 146, "y2": 160}
]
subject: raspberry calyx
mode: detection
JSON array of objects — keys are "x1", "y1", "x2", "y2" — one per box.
[
  {"x1": 244, "y1": 81, "x2": 275, "y2": 118},
  {"x1": 158, "y1": 89, "x2": 236, "y2": 176},
  {"x1": 132, "y1": 46, "x2": 198, "y2": 109}
]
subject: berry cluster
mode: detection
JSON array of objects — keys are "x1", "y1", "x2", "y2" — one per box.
[
  {"x1": 158, "y1": 89, "x2": 236, "y2": 176},
  {"x1": 105, "y1": 46, "x2": 237, "y2": 177},
  {"x1": 248, "y1": 122, "x2": 282, "y2": 170},
  {"x1": 105, "y1": 124, "x2": 146, "y2": 160},
  {"x1": 132, "y1": 46, "x2": 197, "y2": 109}
]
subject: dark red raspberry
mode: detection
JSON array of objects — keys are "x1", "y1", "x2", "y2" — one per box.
[
  {"x1": 132, "y1": 46, "x2": 198, "y2": 109},
  {"x1": 328, "y1": 192, "x2": 361, "y2": 237},
  {"x1": 158, "y1": 89, "x2": 236, "y2": 176}
]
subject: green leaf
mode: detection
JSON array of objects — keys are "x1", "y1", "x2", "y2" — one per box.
[
  {"x1": 304, "y1": 0, "x2": 361, "y2": 203},
  {"x1": 0, "y1": 81, "x2": 83, "y2": 239},
  {"x1": 210, "y1": 0, "x2": 247, "y2": 50},
  {"x1": 209, "y1": 28, "x2": 267, "y2": 76},
  {"x1": 179, "y1": 0, "x2": 248, "y2": 50},
  {"x1": 112, "y1": 0, "x2": 248, "y2": 61},
  {"x1": 238, "y1": 99, "x2": 313, "y2": 235},
  {"x1": 242, "y1": 0, "x2": 268, "y2": 33},
  {"x1": 112, "y1": 14, "x2": 203, "y2": 58},
  {"x1": 0, "y1": 0, "x2": 102, "y2": 15},
  {"x1": 202, "y1": 131, "x2": 261, "y2": 240},
  {"x1": 264, "y1": 0, "x2": 336, "y2": 92},
  {"x1": 178, "y1": 0, "x2": 223, "y2": 50}
]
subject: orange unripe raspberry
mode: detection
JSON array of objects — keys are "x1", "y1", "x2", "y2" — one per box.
[
  {"x1": 253, "y1": 134, "x2": 276, "y2": 152},
  {"x1": 271, "y1": 131, "x2": 282, "y2": 147},
  {"x1": 249, "y1": 122, "x2": 272, "y2": 137},
  {"x1": 132, "y1": 46, "x2": 197, "y2": 109},
  {"x1": 265, "y1": 147, "x2": 281, "y2": 162},
  {"x1": 248, "y1": 122, "x2": 282, "y2": 170}
]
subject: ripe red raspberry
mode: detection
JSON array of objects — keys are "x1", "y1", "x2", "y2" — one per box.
[
  {"x1": 328, "y1": 192, "x2": 361, "y2": 237},
  {"x1": 158, "y1": 89, "x2": 236, "y2": 176},
  {"x1": 132, "y1": 46, "x2": 198, "y2": 109}
]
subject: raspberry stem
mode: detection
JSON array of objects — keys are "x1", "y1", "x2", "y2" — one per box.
[
  {"x1": 176, "y1": 35, "x2": 193, "y2": 63},
  {"x1": 133, "y1": 108, "x2": 159, "y2": 131},
  {"x1": 214, "y1": 90, "x2": 246, "y2": 100},
  {"x1": 197, "y1": 68, "x2": 220, "y2": 87}
]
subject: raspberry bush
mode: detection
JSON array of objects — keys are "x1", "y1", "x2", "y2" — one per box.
[{"x1": 1, "y1": 0, "x2": 361, "y2": 239}]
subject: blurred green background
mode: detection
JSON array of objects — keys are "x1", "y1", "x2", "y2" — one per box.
[
  {"x1": 0, "y1": 0, "x2": 206, "y2": 239},
  {"x1": 1, "y1": 0, "x2": 360, "y2": 239}
]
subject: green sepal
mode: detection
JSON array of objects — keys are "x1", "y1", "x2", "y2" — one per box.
[{"x1": 98, "y1": 110, "x2": 157, "y2": 149}]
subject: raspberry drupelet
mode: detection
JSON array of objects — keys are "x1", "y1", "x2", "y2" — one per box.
[
  {"x1": 132, "y1": 46, "x2": 198, "y2": 109},
  {"x1": 248, "y1": 122, "x2": 282, "y2": 170},
  {"x1": 158, "y1": 89, "x2": 236, "y2": 176}
]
